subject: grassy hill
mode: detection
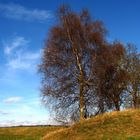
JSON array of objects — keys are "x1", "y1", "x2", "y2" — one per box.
[
  {"x1": 0, "y1": 109, "x2": 140, "y2": 140},
  {"x1": 42, "y1": 109, "x2": 140, "y2": 140}
]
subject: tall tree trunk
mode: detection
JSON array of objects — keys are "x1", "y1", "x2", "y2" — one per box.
[
  {"x1": 65, "y1": 18, "x2": 86, "y2": 121},
  {"x1": 79, "y1": 83, "x2": 85, "y2": 121}
]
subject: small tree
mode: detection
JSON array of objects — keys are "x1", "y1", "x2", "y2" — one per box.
[
  {"x1": 125, "y1": 44, "x2": 140, "y2": 108},
  {"x1": 93, "y1": 42, "x2": 128, "y2": 112}
]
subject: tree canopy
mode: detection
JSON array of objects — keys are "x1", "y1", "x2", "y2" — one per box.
[{"x1": 39, "y1": 5, "x2": 140, "y2": 122}]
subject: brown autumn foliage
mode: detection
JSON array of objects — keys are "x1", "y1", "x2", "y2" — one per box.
[
  {"x1": 93, "y1": 42, "x2": 128, "y2": 113},
  {"x1": 39, "y1": 5, "x2": 140, "y2": 122}
]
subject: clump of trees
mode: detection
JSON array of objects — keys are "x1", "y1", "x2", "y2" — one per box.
[{"x1": 39, "y1": 5, "x2": 140, "y2": 122}]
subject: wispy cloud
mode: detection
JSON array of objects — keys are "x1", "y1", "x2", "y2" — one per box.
[
  {"x1": 4, "y1": 36, "x2": 29, "y2": 55},
  {"x1": 0, "y1": 3, "x2": 52, "y2": 22},
  {"x1": 3, "y1": 35, "x2": 41, "y2": 70},
  {"x1": 3, "y1": 96, "x2": 22, "y2": 103},
  {"x1": 7, "y1": 51, "x2": 41, "y2": 70}
]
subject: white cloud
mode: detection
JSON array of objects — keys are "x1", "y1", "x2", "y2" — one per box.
[
  {"x1": 3, "y1": 96, "x2": 22, "y2": 103},
  {"x1": 7, "y1": 58, "x2": 31, "y2": 69},
  {"x1": 3, "y1": 36, "x2": 41, "y2": 70},
  {"x1": 0, "y1": 3, "x2": 52, "y2": 22},
  {"x1": 4, "y1": 36, "x2": 29, "y2": 55},
  {"x1": 7, "y1": 50, "x2": 41, "y2": 70}
]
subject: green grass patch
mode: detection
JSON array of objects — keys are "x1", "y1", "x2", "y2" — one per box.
[
  {"x1": 0, "y1": 135, "x2": 38, "y2": 140},
  {"x1": 0, "y1": 126, "x2": 63, "y2": 140}
]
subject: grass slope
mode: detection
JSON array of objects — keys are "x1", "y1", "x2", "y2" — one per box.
[{"x1": 42, "y1": 109, "x2": 140, "y2": 140}]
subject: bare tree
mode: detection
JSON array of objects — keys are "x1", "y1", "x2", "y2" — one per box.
[
  {"x1": 39, "y1": 5, "x2": 106, "y2": 121},
  {"x1": 39, "y1": 5, "x2": 134, "y2": 122},
  {"x1": 93, "y1": 42, "x2": 128, "y2": 112},
  {"x1": 124, "y1": 44, "x2": 140, "y2": 108}
]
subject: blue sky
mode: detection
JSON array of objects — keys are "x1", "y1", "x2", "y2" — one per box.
[{"x1": 0, "y1": 0, "x2": 140, "y2": 126}]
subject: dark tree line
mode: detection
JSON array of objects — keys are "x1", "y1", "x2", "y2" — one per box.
[{"x1": 39, "y1": 5, "x2": 140, "y2": 122}]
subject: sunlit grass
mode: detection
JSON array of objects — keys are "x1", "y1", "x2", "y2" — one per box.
[{"x1": 42, "y1": 109, "x2": 140, "y2": 140}]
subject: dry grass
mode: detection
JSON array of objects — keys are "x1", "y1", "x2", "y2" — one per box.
[{"x1": 42, "y1": 109, "x2": 140, "y2": 140}]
